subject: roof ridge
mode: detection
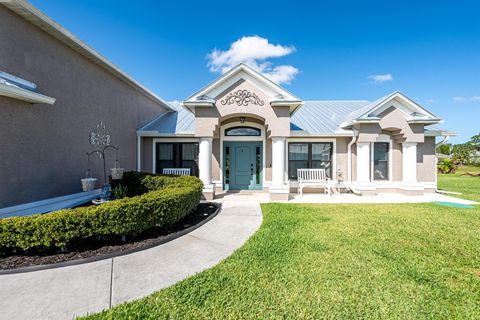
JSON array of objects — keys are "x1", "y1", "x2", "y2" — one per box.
[{"x1": 304, "y1": 99, "x2": 370, "y2": 102}]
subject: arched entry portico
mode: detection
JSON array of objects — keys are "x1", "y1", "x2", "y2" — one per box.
[
  {"x1": 183, "y1": 64, "x2": 302, "y2": 200},
  {"x1": 220, "y1": 119, "x2": 266, "y2": 191}
]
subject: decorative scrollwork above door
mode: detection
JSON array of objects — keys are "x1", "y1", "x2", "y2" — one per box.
[{"x1": 220, "y1": 89, "x2": 265, "y2": 106}]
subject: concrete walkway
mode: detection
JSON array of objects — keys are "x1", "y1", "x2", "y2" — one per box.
[{"x1": 0, "y1": 201, "x2": 262, "y2": 320}]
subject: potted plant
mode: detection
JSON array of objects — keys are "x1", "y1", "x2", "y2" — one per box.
[
  {"x1": 111, "y1": 158, "x2": 124, "y2": 180},
  {"x1": 81, "y1": 154, "x2": 98, "y2": 191},
  {"x1": 81, "y1": 177, "x2": 97, "y2": 191}
]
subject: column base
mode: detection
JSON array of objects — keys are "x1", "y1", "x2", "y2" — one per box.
[
  {"x1": 399, "y1": 182, "x2": 424, "y2": 196},
  {"x1": 353, "y1": 182, "x2": 377, "y2": 196},
  {"x1": 202, "y1": 183, "x2": 216, "y2": 200},
  {"x1": 269, "y1": 184, "x2": 290, "y2": 201}
]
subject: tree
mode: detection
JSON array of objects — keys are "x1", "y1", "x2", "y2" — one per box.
[
  {"x1": 470, "y1": 133, "x2": 480, "y2": 150},
  {"x1": 452, "y1": 143, "x2": 473, "y2": 166},
  {"x1": 436, "y1": 143, "x2": 451, "y2": 155}
]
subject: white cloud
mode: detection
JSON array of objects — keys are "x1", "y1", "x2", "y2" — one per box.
[
  {"x1": 367, "y1": 74, "x2": 393, "y2": 84},
  {"x1": 425, "y1": 98, "x2": 435, "y2": 104},
  {"x1": 453, "y1": 96, "x2": 480, "y2": 102},
  {"x1": 207, "y1": 36, "x2": 299, "y2": 84}
]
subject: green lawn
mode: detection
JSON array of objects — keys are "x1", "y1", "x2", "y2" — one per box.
[
  {"x1": 438, "y1": 165, "x2": 480, "y2": 202},
  {"x1": 85, "y1": 202, "x2": 480, "y2": 319}
]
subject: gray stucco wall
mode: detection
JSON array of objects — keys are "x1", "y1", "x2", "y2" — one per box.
[
  {"x1": 140, "y1": 137, "x2": 154, "y2": 173},
  {"x1": 0, "y1": 7, "x2": 167, "y2": 207},
  {"x1": 417, "y1": 137, "x2": 436, "y2": 182}
]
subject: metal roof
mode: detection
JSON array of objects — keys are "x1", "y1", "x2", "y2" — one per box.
[
  {"x1": 290, "y1": 100, "x2": 369, "y2": 134},
  {"x1": 138, "y1": 98, "x2": 449, "y2": 137},
  {"x1": 139, "y1": 100, "x2": 373, "y2": 136},
  {"x1": 340, "y1": 93, "x2": 393, "y2": 125},
  {"x1": 138, "y1": 101, "x2": 195, "y2": 135}
]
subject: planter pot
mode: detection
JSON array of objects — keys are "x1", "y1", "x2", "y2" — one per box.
[
  {"x1": 81, "y1": 178, "x2": 97, "y2": 192},
  {"x1": 111, "y1": 168, "x2": 124, "y2": 180}
]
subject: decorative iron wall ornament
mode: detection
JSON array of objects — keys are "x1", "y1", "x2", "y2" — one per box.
[
  {"x1": 220, "y1": 89, "x2": 265, "y2": 106},
  {"x1": 89, "y1": 121, "x2": 111, "y2": 154}
]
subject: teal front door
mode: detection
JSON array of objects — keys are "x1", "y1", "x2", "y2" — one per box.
[{"x1": 224, "y1": 141, "x2": 262, "y2": 190}]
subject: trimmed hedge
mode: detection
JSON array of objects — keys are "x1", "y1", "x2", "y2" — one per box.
[{"x1": 0, "y1": 172, "x2": 203, "y2": 253}]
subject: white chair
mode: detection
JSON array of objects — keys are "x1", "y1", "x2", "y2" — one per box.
[
  {"x1": 297, "y1": 168, "x2": 331, "y2": 196},
  {"x1": 162, "y1": 168, "x2": 191, "y2": 176}
]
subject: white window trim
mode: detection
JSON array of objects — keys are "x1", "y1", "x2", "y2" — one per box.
[
  {"x1": 152, "y1": 138, "x2": 200, "y2": 174},
  {"x1": 370, "y1": 135, "x2": 393, "y2": 183},
  {"x1": 286, "y1": 138, "x2": 337, "y2": 185},
  {"x1": 220, "y1": 121, "x2": 266, "y2": 189}
]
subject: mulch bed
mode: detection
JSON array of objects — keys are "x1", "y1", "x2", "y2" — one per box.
[{"x1": 0, "y1": 202, "x2": 219, "y2": 271}]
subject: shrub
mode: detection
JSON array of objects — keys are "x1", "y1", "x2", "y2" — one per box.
[
  {"x1": 111, "y1": 185, "x2": 128, "y2": 199},
  {"x1": 0, "y1": 172, "x2": 203, "y2": 253},
  {"x1": 110, "y1": 171, "x2": 150, "y2": 197},
  {"x1": 437, "y1": 158, "x2": 456, "y2": 174}
]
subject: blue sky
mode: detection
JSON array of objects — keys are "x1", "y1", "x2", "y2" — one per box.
[{"x1": 31, "y1": 0, "x2": 480, "y2": 143}]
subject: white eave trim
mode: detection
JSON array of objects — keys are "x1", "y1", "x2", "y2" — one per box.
[
  {"x1": 0, "y1": 82, "x2": 55, "y2": 104},
  {"x1": 270, "y1": 100, "x2": 304, "y2": 114},
  {"x1": 425, "y1": 130, "x2": 456, "y2": 137},
  {"x1": 352, "y1": 118, "x2": 381, "y2": 124},
  {"x1": 183, "y1": 100, "x2": 215, "y2": 107},
  {"x1": 407, "y1": 118, "x2": 442, "y2": 124},
  {"x1": 136, "y1": 131, "x2": 195, "y2": 137},
  {"x1": 290, "y1": 131, "x2": 354, "y2": 137},
  {"x1": 270, "y1": 100, "x2": 303, "y2": 106}
]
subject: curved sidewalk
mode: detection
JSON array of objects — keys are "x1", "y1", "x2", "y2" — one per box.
[{"x1": 0, "y1": 201, "x2": 262, "y2": 320}]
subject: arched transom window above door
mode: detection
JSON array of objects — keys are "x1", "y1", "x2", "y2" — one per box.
[{"x1": 225, "y1": 126, "x2": 261, "y2": 136}]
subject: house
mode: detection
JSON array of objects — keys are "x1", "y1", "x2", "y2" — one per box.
[
  {"x1": 1, "y1": 0, "x2": 453, "y2": 207},
  {"x1": 138, "y1": 64, "x2": 453, "y2": 200},
  {"x1": 0, "y1": 0, "x2": 172, "y2": 207}
]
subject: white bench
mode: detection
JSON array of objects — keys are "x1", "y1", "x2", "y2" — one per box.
[
  {"x1": 162, "y1": 168, "x2": 191, "y2": 176},
  {"x1": 297, "y1": 168, "x2": 331, "y2": 196}
]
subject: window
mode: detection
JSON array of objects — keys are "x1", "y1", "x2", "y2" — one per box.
[
  {"x1": 156, "y1": 143, "x2": 199, "y2": 176},
  {"x1": 288, "y1": 142, "x2": 333, "y2": 179},
  {"x1": 373, "y1": 142, "x2": 389, "y2": 180},
  {"x1": 225, "y1": 126, "x2": 261, "y2": 136}
]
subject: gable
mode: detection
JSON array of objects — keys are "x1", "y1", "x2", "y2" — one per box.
[
  {"x1": 184, "y1": 64, "x2": 302, "y2": 114},
  {"x1": 341, "y1": 92, "x2": 441, "y2": 129},
  {"x1": 356, "y1": 105, "x2": 426, "y2": 143},
  {"x1": 194, "y1": 78, "x2": 291, "y2": 137},
  {"x1": 360, "y1": 92, "x2": 439, "y2": 121}
]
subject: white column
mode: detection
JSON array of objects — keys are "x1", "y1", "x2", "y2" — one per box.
[
  {"x1": 270, "y1": 136, "x2": 289, "y2": 199},
  {"x1": 356, "y1": 142, "x2": 371, "y2": 184},
  {"x1": 271, "y1": 137, "x2": 286, "y2": 186},
  {"x1": 198, "y1": 137, "x2": 213, "y2": 186},
  {"x1": 402, "y1": 142, "x2": 417, "y2": 184}
]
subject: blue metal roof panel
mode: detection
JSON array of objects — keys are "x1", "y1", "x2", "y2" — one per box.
[
  {"x1": 139, "y1": 101, "x2": 195, "y2": 134},
  {"x1": 291, "y1": 100, "x2": 369, "y2": 133},
  {"x1": 140, "y1": 99, "x2": 411, "y2": 135}
]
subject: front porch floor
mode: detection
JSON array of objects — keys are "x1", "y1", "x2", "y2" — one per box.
[{"x1": 212, "y1": 191, "x2": 478, "y2": 205}]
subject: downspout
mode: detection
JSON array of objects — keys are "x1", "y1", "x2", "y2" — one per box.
[
  {"x1": 435, "y1": 135, "x2": 450, "y2": 148},
  {"x1": 434, "y1": 135, "x2": 450, "y2": 193},
  {"x1": 137, "y1": 135, "x2": 141, "y2": 172},
  {"x1": 347, "y1": 129, "x2": 359, "y2": 193}
]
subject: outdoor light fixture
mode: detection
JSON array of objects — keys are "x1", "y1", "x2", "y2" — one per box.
[
  {"x1": 240, "y1": 116, "x2": 246, "y2": 123},
  {"x1": 337, "y1": 169, "x2": 344, "y2": 181}
]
